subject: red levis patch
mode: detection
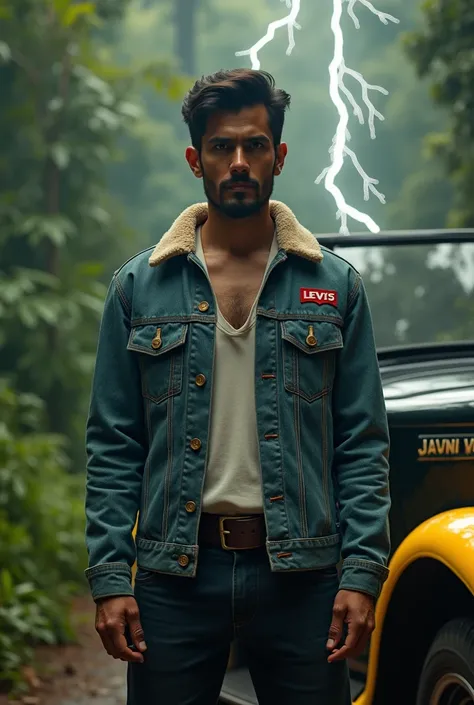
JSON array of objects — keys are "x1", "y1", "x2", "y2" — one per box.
[{"x1": 300, "y1": 288, "x2": 338, "y2": 306}]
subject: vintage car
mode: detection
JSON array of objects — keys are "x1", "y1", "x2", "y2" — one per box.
[{"x1": 219, "y1": 229, "x2": 474, "y2": 705}]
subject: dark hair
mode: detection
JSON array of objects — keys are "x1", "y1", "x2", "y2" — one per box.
[{"x1": 181, "y1": 68, "x2": 291, "y2": 149}]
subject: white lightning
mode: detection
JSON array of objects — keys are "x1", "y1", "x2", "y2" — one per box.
[
  {"x1": 236, "y1": 0, "x2": 399, "y2": 235},
  {"x1": 316, "y1": 0, "x2": 399, "y2": 233},
  {"x1": 235, "y1": 0, "x2": 301, "y2": 70}
]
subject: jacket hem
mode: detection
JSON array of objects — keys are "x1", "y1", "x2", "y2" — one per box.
[
  {"x1": 135, "y1": 535, "x2": 343, "y2": 576},
  {"x1": 266, "y1": 533, "x2": 342, "y2": 571},
  {"x1": 136, "y1": 537, "x2": 199, "y2": 577}
]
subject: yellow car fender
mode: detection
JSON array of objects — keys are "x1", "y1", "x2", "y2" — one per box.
[{"x1": 355, "y1": 507, "x2": 474, "y2": 705}]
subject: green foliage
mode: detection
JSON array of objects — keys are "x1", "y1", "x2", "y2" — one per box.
[
  {"x1": 0, "y1": 0, "x2": 137, "y2": 466},
  {"x1": 0, "y1": 380, "x2": 86, "y2": 693},
  {"x1": 404, "y1": 0, "x2": 474, "y2": 226},
  {"x1": 0, "y1": 0, "x2": 186, "y2": 468},
  {"x1": 0, "y1": 576, "x2": 66, "y2": 692}
]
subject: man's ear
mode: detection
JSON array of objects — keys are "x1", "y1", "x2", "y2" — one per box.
[
  {"x1": 274, "y1": 142, "x2": 288, "y2": 176},
  {"x1": 185, "y1": 146, "x2": 203, "y2": 178}
]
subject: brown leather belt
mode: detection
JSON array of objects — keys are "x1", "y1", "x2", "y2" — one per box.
[{"x1": 199, "y1": 513, "x2": 266, "y2": 550}]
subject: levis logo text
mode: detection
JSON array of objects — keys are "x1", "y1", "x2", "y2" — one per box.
[{"x1": 300, "y1": 288, "x2": 338, "y2": 306}]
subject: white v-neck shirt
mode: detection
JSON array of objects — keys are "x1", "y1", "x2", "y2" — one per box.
[{"x1": 195, "y1": 227, "x2": 279, "y2": 515}]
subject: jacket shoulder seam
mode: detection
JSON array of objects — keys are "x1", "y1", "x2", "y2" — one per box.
[
  {"x1": 320, "y1": 245, "x2": 362, "y2": 276},
  {"x1": 113, "y1": 245, "x2": 155, "y2": 276},
  {"x1": 348, "y1": 274, "x2": 362, "y2": 310},
  {"x1": 113, "y1": 275, "x2": 132, "y2": 316}
]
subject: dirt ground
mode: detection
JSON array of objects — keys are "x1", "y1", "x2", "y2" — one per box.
[{"x1": 0, "y1": 597, "x2": 127, "y2": 705}]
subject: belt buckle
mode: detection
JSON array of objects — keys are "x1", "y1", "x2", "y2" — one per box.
[{"x1": 218, "y1": 515, "x2": 252, "y2": 550}]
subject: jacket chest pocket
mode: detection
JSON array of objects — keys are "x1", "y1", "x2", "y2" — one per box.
[
  {"x1": 281, "y1": 320, "x2": 343, "y2": 402},
  {"x1": 127, "y1": 323, "x2": 188, "y2": 404}
]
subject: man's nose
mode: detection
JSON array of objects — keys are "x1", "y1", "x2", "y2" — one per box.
[{"x1": 230, "y1": 147, "x2": 250, "y2": 174}]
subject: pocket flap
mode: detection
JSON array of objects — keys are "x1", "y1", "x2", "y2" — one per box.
[
  {"x1": 281, "y1": 320, "x2": 343, "y2": 354},
  {"x1": 127, "y1": 323, "x2": 188, "y2": 357}
]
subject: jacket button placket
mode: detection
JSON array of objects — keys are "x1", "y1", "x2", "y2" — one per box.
[{"x1": 174, "y1": 283, "x2": 215, "y2": 559}]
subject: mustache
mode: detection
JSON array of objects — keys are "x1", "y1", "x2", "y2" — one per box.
[{"x1": 221, "y1": 176, "x2": 259, "y2": 189}]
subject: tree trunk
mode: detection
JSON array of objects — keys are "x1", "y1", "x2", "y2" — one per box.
[{"x1": 174, "y1": 0, "x2": 196, "y2": 75}]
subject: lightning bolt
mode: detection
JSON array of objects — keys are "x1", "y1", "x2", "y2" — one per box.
[
  {"x1": 236, "y1": 0, "x2": 399, "y2": 234},
  {"x1": 235, "y1": 0, "x2": 301, "y2": 70}
]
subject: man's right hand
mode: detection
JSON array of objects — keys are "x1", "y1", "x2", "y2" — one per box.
[{"x1": 95, "y1": 596, "x2": 147, "y2": 663}]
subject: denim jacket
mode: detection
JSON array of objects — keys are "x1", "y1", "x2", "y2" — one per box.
[{"x1": 84, "y1": 201, "x2": 391, "y2": 601}]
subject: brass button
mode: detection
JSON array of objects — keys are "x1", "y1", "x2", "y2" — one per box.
[
  {"x1": 177, "y1": 554, "x2": 189, "y2": 568},
  {"x1": 306, "y1": 325, "x2": 317, "y2": 347},
  {"x1": 190, "y1": 438, "x2": 202, "y2": 451},
  {"x1": 195, "y1": 374, "x2": 206, "y2": 387},
  {"x1": 198, "y1": 301, "x2": 210, "y2": 312},
  {"x1": 185, "y1": 500, "x2": 196, "y2": 513},
  {"x1": 151, "y1": 327, "x2": 162, "y2": 349}
]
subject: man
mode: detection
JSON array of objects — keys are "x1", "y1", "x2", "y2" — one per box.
[{"x1": 85, "y1": 68, "x2": 391, "y2": 705}]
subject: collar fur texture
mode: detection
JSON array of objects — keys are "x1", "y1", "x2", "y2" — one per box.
[{"x1": 149, "y1": 200, "x2": 323, "y2": 267}]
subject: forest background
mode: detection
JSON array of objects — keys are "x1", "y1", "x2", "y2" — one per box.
[{"x1": 1, "y1": 0, "x2": 473, "y2": 693}]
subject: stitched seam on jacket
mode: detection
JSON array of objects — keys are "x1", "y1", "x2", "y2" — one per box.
[{"x1": 114, "y1": 276, "x2": 131, "y2": 315}]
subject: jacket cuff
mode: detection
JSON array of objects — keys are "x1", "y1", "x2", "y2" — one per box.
[
  {"x1": 85, "y1": 562, "x2": 134, "y2": 602},
  {"x1": 339, "y1": 559, "x2": 389, "y2": 600}
]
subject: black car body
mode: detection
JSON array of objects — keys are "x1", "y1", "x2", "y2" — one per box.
[{"x1": 220, "y1": 230, "x2": 474, "y2": 705}]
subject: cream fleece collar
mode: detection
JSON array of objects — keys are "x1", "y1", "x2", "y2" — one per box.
[{"x1": 148, "y1": 200, "x2": 323, "y2": 267}]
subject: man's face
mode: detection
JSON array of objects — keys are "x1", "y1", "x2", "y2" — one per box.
[{"x1": 186, "y1": 105, "x2": 287, "y2": 219}]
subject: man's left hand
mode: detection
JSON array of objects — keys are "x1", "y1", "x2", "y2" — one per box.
[{"x1": 326, "y1": 590, "x2": 375, "y2": 663}]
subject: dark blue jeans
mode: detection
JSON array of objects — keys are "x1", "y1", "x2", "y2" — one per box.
[{"x1": 127, "y1": 545, "x2": 351, "y2": 705}]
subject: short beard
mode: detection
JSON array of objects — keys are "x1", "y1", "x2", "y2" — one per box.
[{"x1": 202, "y1": 166, "x2": 275, "y2": 220}]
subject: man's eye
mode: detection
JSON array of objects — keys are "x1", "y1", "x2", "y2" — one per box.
[
  {"x1": 214, "y1": 144, "x2": 228, "y2": 151},
  {"x1": 250, "y1": 141, "x2": 264, "y2": 149}
]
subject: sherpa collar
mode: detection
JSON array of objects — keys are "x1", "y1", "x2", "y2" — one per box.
[{"x1": 148, "y1": 200, "x2": 323, "y2": 267}]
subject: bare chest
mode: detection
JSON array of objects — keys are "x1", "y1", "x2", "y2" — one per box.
[{"x1": 206, "y1": 260, "x2": 268, "y2": 330}]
